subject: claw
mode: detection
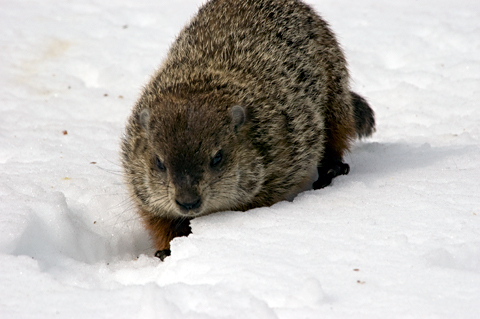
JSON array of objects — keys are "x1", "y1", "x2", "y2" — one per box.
[{"x1": 340, "y1": 163, "x2": 350, "y2": 175}]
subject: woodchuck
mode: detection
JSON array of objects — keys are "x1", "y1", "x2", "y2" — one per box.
[{"x1": 121, "y1": 0, "x2": 375, "y2": 260}]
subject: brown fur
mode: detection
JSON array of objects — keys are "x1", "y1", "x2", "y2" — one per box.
[
  {"x1": 141, "y1": 213, "x2": 191, "y2": 253},
  {"x1": 121, "y1": 0, "x2": 375, "y2": 254}
]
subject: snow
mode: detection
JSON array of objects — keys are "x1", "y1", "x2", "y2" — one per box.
[{"x1": 1, "y1": 0, "x2": 479, "y2": 317}]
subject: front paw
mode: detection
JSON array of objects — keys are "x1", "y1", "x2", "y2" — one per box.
[{"x1": 155, "y1": 249, "x2": 171, "y2": 261}]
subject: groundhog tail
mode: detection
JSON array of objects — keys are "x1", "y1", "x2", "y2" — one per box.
[{"x1": 350, "y1": 91, "x2": 375, "y2": 138}]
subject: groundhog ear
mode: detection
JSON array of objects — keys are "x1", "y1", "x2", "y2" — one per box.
[
  {"x1": 231, "y1": 105, "x2": 245, "y2": 133},
  {"x1": 139, "y1": 109, "x2": 150, "y2": 131}
]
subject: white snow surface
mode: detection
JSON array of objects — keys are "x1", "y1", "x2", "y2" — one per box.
[{"x1": 1, "y1": 0, "x2": 479, "y2": 317}]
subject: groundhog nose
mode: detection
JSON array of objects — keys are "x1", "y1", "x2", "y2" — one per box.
[{"x1": 175, "y1": 198, "x2": 201, "y2": 211}]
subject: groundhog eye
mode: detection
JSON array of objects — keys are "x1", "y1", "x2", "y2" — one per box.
[
  {"x1": 211, "y1": 150, "x2": 223, "y2": 167},
  {"x1": 155, "y1": 157, "x2": 166, "y2": 171}
]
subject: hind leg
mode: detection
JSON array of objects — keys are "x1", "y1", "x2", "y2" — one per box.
[
  {"x1": 313, "y1": 92, "x2": 375, "y2": 189},
  {"x1": 313, "y1": 96, "x2": 356, "y2": 189}
]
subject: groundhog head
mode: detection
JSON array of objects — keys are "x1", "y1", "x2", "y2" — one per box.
[{"x1": 123, "y1": 95, "x2": 265, "y2": 218}]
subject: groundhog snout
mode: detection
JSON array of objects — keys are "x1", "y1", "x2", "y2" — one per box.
[
  {"x1": 174, "y1": 183, "x2": 202, "y2": 213},
  {"x1": 175, "y1": 196, "x2": 202, "y2": 211}
]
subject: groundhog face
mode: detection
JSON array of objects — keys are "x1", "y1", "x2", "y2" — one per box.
[{"x1": 130, "y1": 100, "x2": 264, "y2": 218}]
